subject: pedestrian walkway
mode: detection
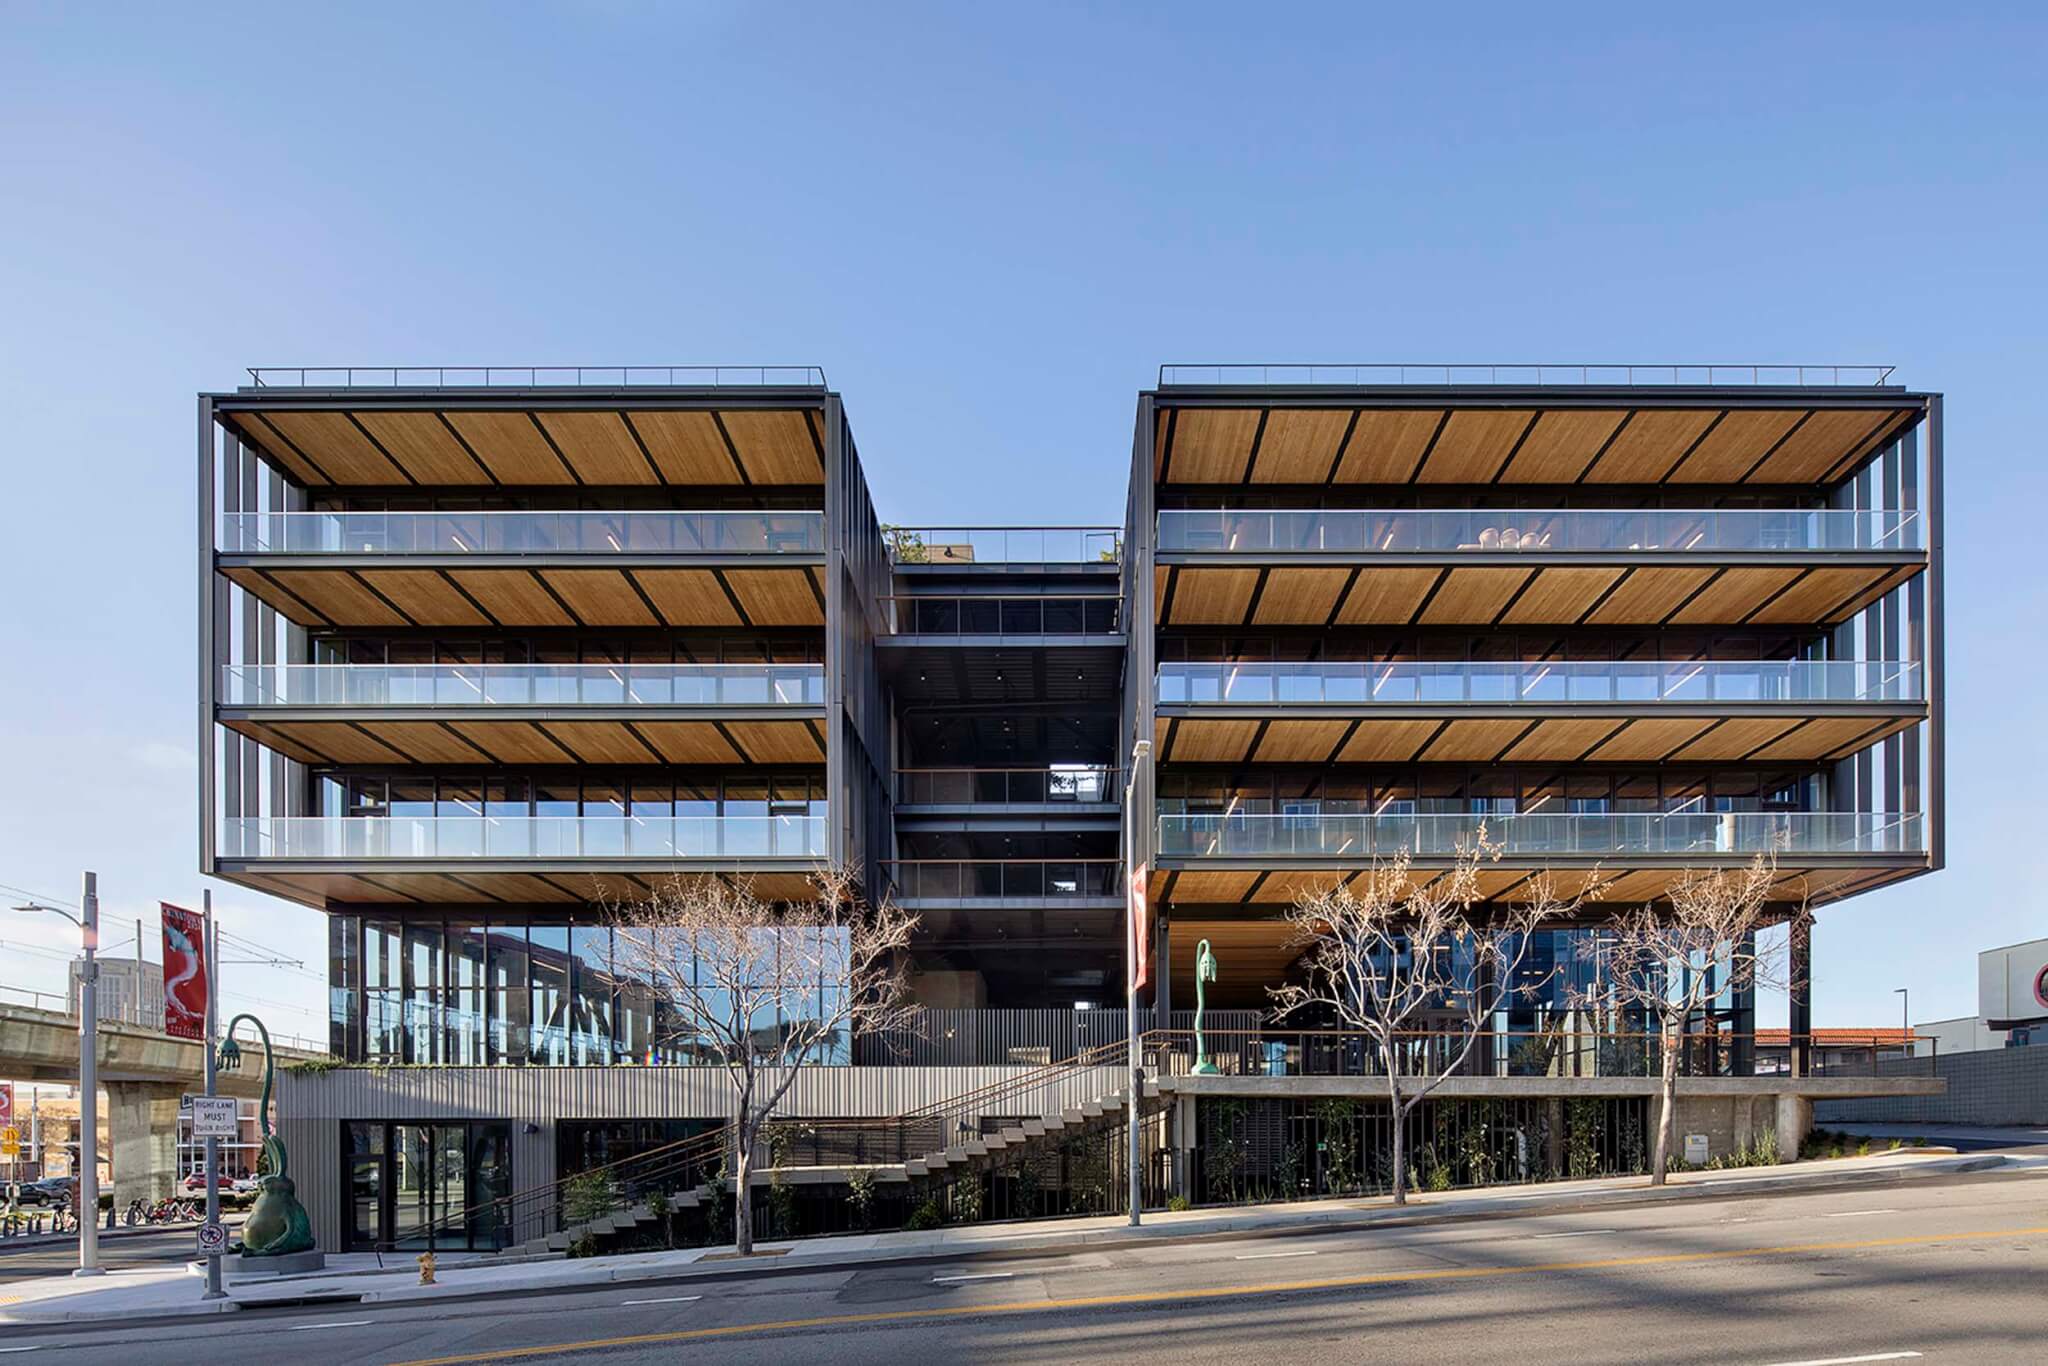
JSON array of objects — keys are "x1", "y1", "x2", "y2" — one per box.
[{"x1": 0, "y1": 1146, "x2": 2000, "y2": 1326}]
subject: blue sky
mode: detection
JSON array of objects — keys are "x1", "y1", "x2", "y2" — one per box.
[{"x1": 2, "y1": 2, "x2": 2043, "y2": 1035}]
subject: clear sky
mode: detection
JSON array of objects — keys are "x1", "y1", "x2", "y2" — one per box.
[{"x1": 2, "y1": 2, "x2": 2043, "y2": 1037}]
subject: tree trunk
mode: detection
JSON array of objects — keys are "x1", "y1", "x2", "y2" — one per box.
[
  {"x1": 1388, "y1": 1075, "x2": 1407, "y2": 1206},
  {"x1": 1650, "y1": 1022, "x2": 1678, "y2": 1187},
  {"x1": 732, "y1": 1123, "x2": 753, "y2": 1255}
]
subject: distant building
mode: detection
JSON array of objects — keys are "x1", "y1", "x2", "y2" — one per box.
[
  {"x1": 66, "y1": 957, "x2": 165, "y2": 1027},
  {"x1": 1754, "y1": 1028, "x2": 1918, "y2": 1075},
  {"x1": 1913, "y1": 937, "x2": 2048, "y2": 1055}
]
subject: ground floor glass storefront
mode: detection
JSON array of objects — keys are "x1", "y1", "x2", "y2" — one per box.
[{"x1": 345, "y1": 1119, "x2": 512, "y2": 1251}]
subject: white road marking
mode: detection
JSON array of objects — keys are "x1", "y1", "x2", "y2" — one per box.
[
  {"x1": 1530, "y1": 1229, "x2": 1614, "y2": 1240},
  {"x1": 1755, "y1": 1353, "x2": 1922, "y2": 1366},
  {"x1": 285, "y1": 1320, "x2": 375, "y2": 1332},
  {"x1": 621, "y1": 1295, "x2": 702, "y2": 1306},
  {"x1": 931, "y1": 1272, "x2": 1015, "y2": 1283},
  {"x1": 0, "y1": 1348, "x2": 42, "y2": 1355},
  {"x1": 1233, "y1": 1249, "x2": 1319, "y2": 1260},
  {"x1": 1821, "y1": 1209, "x2": 1898, "y2": 1218}
]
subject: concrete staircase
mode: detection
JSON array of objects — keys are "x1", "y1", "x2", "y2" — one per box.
[{"x1": 509, "y1": 1184, "x2": 708, "y2": 1257}]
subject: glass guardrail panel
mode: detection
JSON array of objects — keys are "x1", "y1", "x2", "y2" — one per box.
[
  {"x1": 220, "y1": 815, "x2": 827, "y2": 859},
  {"x1": 220, "y1": 664, "x2": 826, "y2": 706},
  {"x1": 1155, "y1": 509, "x2": 1924, "y2": 553},
  {"x1": 1155, "y1": 661, "x2": 1923, "y2": 705},
  {"x1": 219, "y1": 511, "x2": 826, "y2": 555},
  {"x1": 1154, "y1": 812, "x2": 1925, "y2": 857},
  {"x1": 885, "y1": 529, "x2": 1123, "y2": 563}
]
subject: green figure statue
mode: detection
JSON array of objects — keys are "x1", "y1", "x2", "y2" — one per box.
[
  {"x1": 217, "y1": 1013, "x2": 317, "y2": 1257},
  {"x1": 1191, "y1": 938, "x2": 1221, "y2": 1075}
]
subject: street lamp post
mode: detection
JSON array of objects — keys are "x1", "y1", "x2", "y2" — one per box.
[
  {"x1": 1124, "y1": 738, "x2": 1152, "y2": 1229},
  {"x1": 1895, "y1": 987, "x2": 1911, "y2": 1057},
  {"x1": 11, "y1": 871, "x2": 104, "y2": 1276}
]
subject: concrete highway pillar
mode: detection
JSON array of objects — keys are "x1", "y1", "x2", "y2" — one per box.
[
  {"x1": 107, "y1": 1081, "x2": 185, "y2": 1208},
  {"x1": 1545, "y1": 1098, "x2": 1565, "y2": 1177}
]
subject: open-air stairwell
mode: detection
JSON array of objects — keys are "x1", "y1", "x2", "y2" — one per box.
[{"x1": 497, "y1": 1040, "x2": 1164, "y2": 1259}]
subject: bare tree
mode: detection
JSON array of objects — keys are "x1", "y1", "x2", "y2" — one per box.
[
  {"x1": 1269, "y1": 834, "x2": 1595, "y2": 1205},
  {"x1": 1571, "y1": 852, "x2": 1789, "y2": 1185},
  {"x1": 608, "y1": 871, "x2": 919, "y2": 1253}
]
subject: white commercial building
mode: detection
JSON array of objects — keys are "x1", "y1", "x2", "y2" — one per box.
[{"x1": 1915, "y1": 937, "x2": 2048, "y2": 1055}]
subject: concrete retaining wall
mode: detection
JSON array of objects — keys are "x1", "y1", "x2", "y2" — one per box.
[{"x1": 1815, "y1": 1046, "x2": 2048, "y2": 1126}]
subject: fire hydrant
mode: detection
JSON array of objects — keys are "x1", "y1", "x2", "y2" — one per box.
[{"x1": 417, "y1": 1250, "x2": 436, "y2": 1285}]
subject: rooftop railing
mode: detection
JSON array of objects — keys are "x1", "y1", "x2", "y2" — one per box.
[
  {"x1": 884, "y1": 527, "x2": 1122, "y2": 564},
  {"x1": 1156, "y1": 507, "x2": 1923, "y2": 554},
  {"x1": 222, "y1": 814, "x2": 827, "y2": 861},
  {"x1": 245, "y1": 365, "x2": 827, "y2": 389},
  {"x1": 1158, "y1": 363, "x2": 1898, "y2": 387},
  {"x1": 879, "y1": 594, "x2": 1122, "y2": 637},
  {"x1": 1158, "y1": 660, "x2": 1924, "y2": 707},
  {"x1": 1158, "y1": 811, "x2": 1924, "y2": 859},
  {"x1": 218, "y1": 509, "x2": 825, "y2": 555},
  {"x1": 895, "y1": 766, "x2": 1118, "y2": 806},
  {"x1": 221, "y1": 663, "x2": 824, "y2": 708}
]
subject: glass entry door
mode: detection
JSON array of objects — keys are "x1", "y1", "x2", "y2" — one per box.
[{"x1": 346, "y1": 1120, "x2": 513, "y2": 1251}]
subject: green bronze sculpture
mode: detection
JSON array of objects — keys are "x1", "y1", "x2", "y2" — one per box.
[
  {"x1": 1191, "y1": 938, "x2": 1221, "y2": 1075},
  {"x1": 217, "y1": 1013, "x2": 317, "y2": 1257}
]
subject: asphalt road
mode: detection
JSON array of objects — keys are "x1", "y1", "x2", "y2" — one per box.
[
  {"x1": 0, "y1": 1216, "x2": 245, "y2": 1280},
  {"x1": 6, "y1": 1169, "x2": 2047, "y2": 1363}
]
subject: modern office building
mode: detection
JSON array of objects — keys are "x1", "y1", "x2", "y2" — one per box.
[{"x1": 200, "y1": 363, "x2": 1943, "y2": 1250}]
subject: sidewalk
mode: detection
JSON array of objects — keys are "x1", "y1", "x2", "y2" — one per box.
[{"x1": 0, "y1": 1147, "x2": 2002, "y2": 1327}]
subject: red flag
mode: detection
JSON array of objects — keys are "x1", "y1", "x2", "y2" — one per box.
[
  {"x1": 160, "y1": 903, "x2": 209, "y2": 1040},
  {"x1": 1127, "y1": 862, "x2": 1150, "y2": 993}
]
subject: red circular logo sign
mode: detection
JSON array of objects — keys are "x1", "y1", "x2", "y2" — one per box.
[{"x1": 2035, "y1": 964, "x2": 2048, "y2": 1010}]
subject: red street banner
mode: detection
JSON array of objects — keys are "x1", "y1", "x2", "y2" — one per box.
[
  {"x1": 1127, "y1": 862, "x2": 1150, "y2": 993},
  {"x1": 160, "y1": 903, "x2": 208, "y2": 1040},
  {"x1": 0, "y1": 1082, "x2": 13, "y2": 1125}
]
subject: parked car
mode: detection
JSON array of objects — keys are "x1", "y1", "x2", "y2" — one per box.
[{"x1": 17, "y1": 1177, "x2": 74, "y2": 1207}]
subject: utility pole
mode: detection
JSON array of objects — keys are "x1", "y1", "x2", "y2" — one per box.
[
  {"x1": 1124, "y1": 738, "x2": 1152, "y2": 1228},
  {"x1": 202, "y1": 891, "x2": 224, "y2": 1300},
  {"x1": 76, "y1": 871, "x2": 102, "y2": 1276}
]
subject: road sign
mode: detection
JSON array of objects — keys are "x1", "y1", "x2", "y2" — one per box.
[
  {"x1": 197, "y1": 1221, "x2": 228, "y2": 1255},
  {"x1": 189, "y1": 1096, "x2": 239, "y2": 1141},
  {"x1": 1, "y1": 1126, "x2": 19, "y2": 1158},
  {"x1": 1684, "y1": 1133, "x2": 1710, "y2": 1166}
]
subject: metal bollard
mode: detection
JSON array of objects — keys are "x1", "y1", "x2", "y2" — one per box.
[{"x1": 417, "y1": 1251, "x2": 436, "y2": 1285}]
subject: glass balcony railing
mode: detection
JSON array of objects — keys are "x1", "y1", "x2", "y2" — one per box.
[
  {"x1": 880, "y1": 595, "x2": 1122, "y2": 636},
  {"x1": 895, "y1": 766, "x2": 1118, "y2": 805},
  {"x1": 880, "y1": 860, "x2": 1123, "y2": 898},
  {"x1": 221, "y1": 815, "x2": 827, "y2": 860},
  {"x1": 1158, "y1": 660, "x2": 1923, "y2": 706},
  {"x1": 1158, "y1": 811, "x2": 1925, "y2": 859},
  {"x1": 218, "y1": 510, "x2": 825, "y2": 555},
  {"x1": 884, "y1": 527, "x2": 1122, "y2": 564},
  {"x1": 221, "y1": 663, "x2": 825, "y2": 707},
  {"x1": 1156, "y1": 508, "x2": 1923, "y2": 554}
]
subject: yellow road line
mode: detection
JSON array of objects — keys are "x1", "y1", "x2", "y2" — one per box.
[{"x1": 389, "y1": 1223, "x2": 2048, "y2": 1365}]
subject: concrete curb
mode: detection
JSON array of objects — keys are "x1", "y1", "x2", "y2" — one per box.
[{"x1": 0, "y1": 1153, "x2": 2004, "y2": 1326}]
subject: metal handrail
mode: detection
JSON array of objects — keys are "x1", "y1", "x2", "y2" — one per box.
[
  {"x1": 1158, "y1": 363, "x2": 1898, "y2": 387},
  {"x1": 247, "y1": 365, "x2": 827, "y2": 389}
]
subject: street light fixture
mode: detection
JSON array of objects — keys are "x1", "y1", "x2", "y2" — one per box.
[
  {"x1": 11, "y1": 871, "x2": 104, "y2": 1277},
  {"x1": 1895, "y1": 987, "x2": 1911, "y2": 1057}
]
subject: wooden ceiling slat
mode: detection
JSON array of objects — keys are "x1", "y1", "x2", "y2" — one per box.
[
  {"x1": 626, "y1": 410, "x2": 743, "y2": 485},
  {"x1": 535, "y1": 412, "x2": 660, "y2": 485},
  {"x1": 718, "y1": 410, "x2": 822, "y2": 484},
  {"x1": 1821, "y1": 565, "x2": 1917, "y2": 623},
  {"x1": 1581, "y1": 409, "x2": 1719, "y2": 484},
  {"x1": 545, "y1": 721, "x2": 661, "y2": 764},
  {"x1": 444, "y1": 412, "x2": 576, "y2": 484},
  {"x1": 266, "y1": 570, "x2": 408, "y2": 627},
  {"x1": 1498, "y1": 567, "x2": 1623, "y2": 625},
  {"x1": 355, "y1": 721, "x2": 497, "y2": 764},
  {"x1": 219, "y1": 719, "x2": 333, "y2": 766},
  {"x1": 221, "y1": 567, "x2": 323, "y2": 626},
  {"x1": 225, "y1": 413, "x2": 330, "y2": 486},
  {"x1": 268, "y1": 720, "x2": 407, "y2": 764},
  {"x1": 1333, "y1": 566, "x2": 1440, "y2": 624},
  {"x1": 1252, "y1": 719, "x2": 1353, "y2": 763},
  {"x1": 1585, "y1": 717, "x2": 1714, "y2": 762},
  {"x1": 1500, "y1": 718, "x2": 1627, "y2": 763},
  {"x1": 1747, "y1": 567, "x2": 1887, "y2": 625},
  {"x1": 1583, "y1": 567, "x2": 1716, "y2": 625},
  {"x1": 1667, "y1": 567, "x2": 1803, "y2": 625},
  {"x1": 722, "y1": 721, "x2": 827, "y2": 763},
  {"x1": 1160, "y1": 872, "x2": 1262, "y2": 904},
  {"x1": 1748, "y1": 409, "x2": 1901, "y2": 484},
  {"x1": 1169, "y1": 719, "x2": 1263, "y2": 762},
  {"x1": 1250, "y1": 410, "x2": 1352, "y2": 483},
  {"x1": 1251, "y1": 568, "x2": 1354, "y2": 624},
  {"x1": 357, "y1": 570, "x2": 491, "y2": 627},
  {"x1": 1666, "y1": 409, "x2": 1804, "y2": 483},
  {"x1": 1334, "y1": 410, "x2": 1445, "y2": 483},
  {"x1": 1419, "y1": 718, "x2": 1532, "y2": 762},
  {"x1": 539, "y1": 569, "x2": 659, "y2": 627},
  {"x1": 1416, "y1": 410, "x2": 1535, "y2": 483},
  {"x1": 1749, "y1": 715, "x2": 1885, "y2": 761},
  {"x1": 446, "y1": 721, "x2": 578, "y2": 764},
  {"x1": 726, "y1": 569, "x2": 825, "y2": 625},
  {"x1": 632, "y1": 569, "x2": 746, "y2": 627},
  {"x1": 1168, "y1": 568, "x2": 1260, "y2": 625},
  {"x1": 1338, "y1": 718, "x2": 1441, "y2": 762},
  {"x1": 1165, "y1": 409, "x2": 1263, "y2": 484},
  {"x1": 448, "y1": 570, "x2": 576, "y2": 627},
  {"x1": 351, "y1": 411, "x2": 492, "y2": 485},
  {"x1": 631, "y1": 721, "x2": 745, "y2": 764},
  {"x1": 257, "y1": 411, "x2": 408, "y2": 484},
  {"x1": 1417, "y1": 567, "x2": 1532, "y2": 625},
  {"x1": 1668, "y1": 716, "x2": 1800, "y2": 762},
  {"x1": 1500, "y1": 410, "x2": 1626, "y2": 483}
]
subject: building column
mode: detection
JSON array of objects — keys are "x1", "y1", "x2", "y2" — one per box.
[
  {"x1": 1731, "y1": 930, "x2": 1757, "y2": 1077},
  {"x1": 1170, "y1": 1094, "x2": 1196, "y2": 1200},
  {"x1": 1774, "y1": 1093, "x2": 1812, "y2": 1164},
  {"x1": 1545, "y1": 1097, "x2": 1564, "y2": 1178},
  {"x1": 1788, "y1": 913, "x2": 1813, "y2": 1079},
  {"x1": 107, "y1": 1081, "x2": 185, "y2": 1207}
]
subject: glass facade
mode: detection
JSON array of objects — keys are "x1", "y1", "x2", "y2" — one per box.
[
  {"x1": 344, "y1": 1119, "x2": 512, "y2": 1252},
  {"x1": 329, "y1": 914, "x2": 854, "y2": 1068}
]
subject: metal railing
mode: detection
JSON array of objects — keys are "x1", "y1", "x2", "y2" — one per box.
[
  {"x1": 895, "y1": 766, "x2": 1117, "y2": 806},
  {"x1": 247, "y1": 365, "x2": 827, "y2": 389},
  {"x1": 1158, "y1": 363, "x2": 1898, "y2": 388},
  {"x1": 221, "y1": 662, "x2": 824, "y2": 708},
  {"x1": 222, "y1": 815, "x2": 827, "y2": 860},
  {"x1": 884, "y1": 527, "x2": 1123, "y2": 564},
  {"x1": 881, "y1": 859, "x2": 1123, "y2": 898},
  {"x1": 219, "y1": 509, "x2": 825, "y2": 555},
  {"x1": 1156, "y1": 507, "x2": 1923, "y2": 554},
  {"x1": 1157, "y1": 811, "x2": 1926, "y2": 859},
  {"x1": 1157, "y1": 660, "x2": 1924, "y2": 707},
  {"x1": 879, "y1": 594, "x2": 1123, "y2": 637}
]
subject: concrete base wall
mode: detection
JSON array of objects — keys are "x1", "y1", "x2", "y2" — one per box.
[{"x1": 1816, "y1": 1046, "x2": 2048, "y2": 1126}]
